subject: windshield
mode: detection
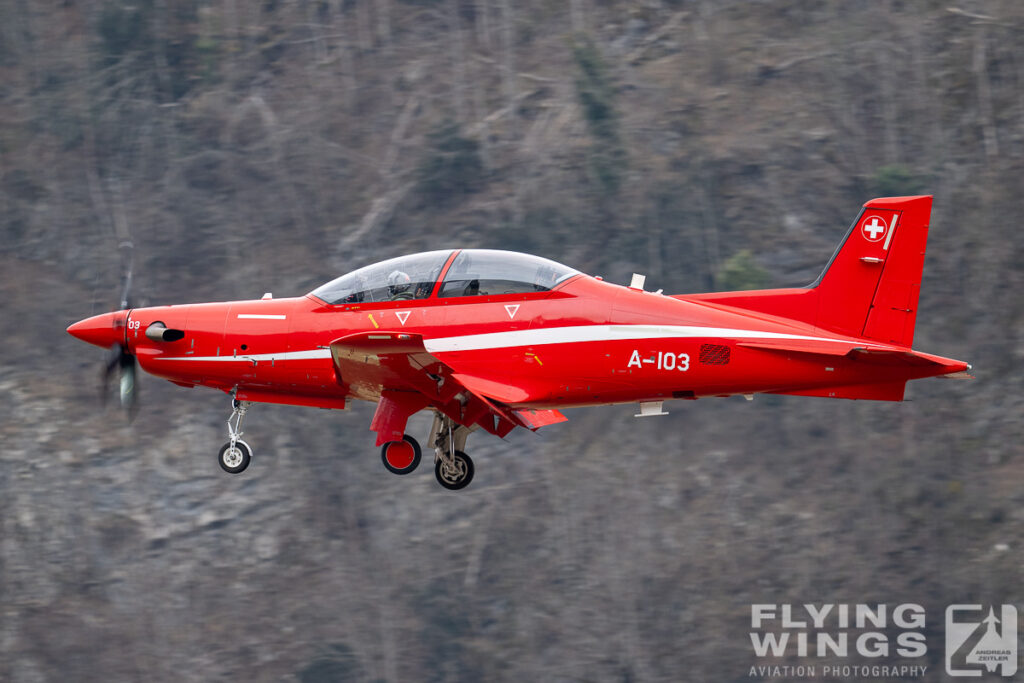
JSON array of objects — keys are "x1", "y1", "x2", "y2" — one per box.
[
  {"x1": 438, "y1": 250, "x2": 578, "y2": 297},
  {"x1": 310, "y1": 250, "x2": 452, "y2": 304}
]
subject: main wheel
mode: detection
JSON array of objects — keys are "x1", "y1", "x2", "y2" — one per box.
[
  {"x1": 219, "y1": 440, "x2": 252, "y2": 474},
  {"x1": 381, "y1": 435, "x2": 422, "y2": 475},
  {"x1": 434, "y1": 450, "x2": 474, "y2": 490}
]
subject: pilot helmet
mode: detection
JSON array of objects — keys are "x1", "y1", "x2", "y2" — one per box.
[{"x1": 388, "y1": 270, "x2": 411, "y2": 293}]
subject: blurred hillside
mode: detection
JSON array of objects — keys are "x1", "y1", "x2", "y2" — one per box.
[{"x1": 1, "y1": 1, "x2": 1022, "y2": 681}]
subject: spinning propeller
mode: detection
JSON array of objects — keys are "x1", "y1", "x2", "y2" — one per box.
[
  {"x1": 68, "y1": 241, "x2": 139, "y2": 417},
  {"x1": 101, "y1": 241, "x2": 138, "y2": 416}
]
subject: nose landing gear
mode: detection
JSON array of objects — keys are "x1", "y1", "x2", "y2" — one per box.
[
  {"x1": 430, "y1": 413, "x2": 474, "y2": 490},
  {"x1": 218, "y1": 399, "x2": 253, "y2": 474}
]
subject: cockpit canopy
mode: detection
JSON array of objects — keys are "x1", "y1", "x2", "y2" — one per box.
[{"x1": 309, "y1": 249, "x2": 579, "y2": 305}]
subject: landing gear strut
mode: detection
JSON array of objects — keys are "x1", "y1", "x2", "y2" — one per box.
[
  {"x1": 429, "y1": 413, "x2": 474, "y2": 490},
  {"x1": 219, "y1": 398, "x2": 252, "y2": 474}
]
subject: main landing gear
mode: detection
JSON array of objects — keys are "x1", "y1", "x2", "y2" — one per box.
[
  {"x1": 430, "y1": 413, "x2": 474, "y2": 490},
  {"x1": 219, "y1": 399, "x2": 253, "y2": 474},
  {"x1": 378, "y1": 413, "x2": 475, "y2": 490}
]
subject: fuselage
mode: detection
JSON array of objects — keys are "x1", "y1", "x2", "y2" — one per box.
[{"x1": 70, "y1": 271, "x2": 965, "y2": 411}]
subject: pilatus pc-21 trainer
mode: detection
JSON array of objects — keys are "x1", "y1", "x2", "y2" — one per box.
[{"x1": 69, "y1": 195, "x2": 970, "y2": 489}]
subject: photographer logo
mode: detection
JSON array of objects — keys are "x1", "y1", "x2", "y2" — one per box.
[{"x1": 945, "y1": 605, "x2": 1017, "y2": 677}]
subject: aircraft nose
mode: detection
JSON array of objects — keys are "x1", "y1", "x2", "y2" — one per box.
[{"x1": 67, "y1": 310, "x2": 128, "y2": 349}]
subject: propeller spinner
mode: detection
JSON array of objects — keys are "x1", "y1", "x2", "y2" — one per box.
[{"x1": 67, "y1": 309, "x2": 138, "y2": 415}]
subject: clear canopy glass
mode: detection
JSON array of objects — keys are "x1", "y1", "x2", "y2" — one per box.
[
  {"x1": 310, "y1": 249, "x2": 579, "y2": 304},
  {"x1": 438, "y1": 250, "x2": 578, "y2": 297},
  {"x1": 310, "y1": 250, "x2": 452, "y2": 304}
]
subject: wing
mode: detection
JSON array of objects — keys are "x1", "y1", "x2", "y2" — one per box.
[
  {"x1": 740, "y1": 338, "x2": 971, "y2": 401},
  {"x1": 330, "y1": 331, "x2": 565, "y2": 445}
]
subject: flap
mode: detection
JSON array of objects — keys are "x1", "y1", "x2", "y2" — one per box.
[
  {"x1": 329, "y1": 331, "x2": 565, "y2": 437},
  {"x1": 451, "y1": 373, "x2": 533, "y2": 404},
  {"x1": 513, "y1": 408, "x2": 568, "y2": 430}
]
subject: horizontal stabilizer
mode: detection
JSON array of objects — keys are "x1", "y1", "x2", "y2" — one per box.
[
  {"x1": 771, "y1": 381, "x2": 907, "y2": 401},
  {"x1": 738, "y1": 339, "x2": 860, "y2": 357},
  {"x1": 845, "y1": 347, "x2": 943, "y2": 366},
  {"x1": 740, "y1": 341, "x2": 965, "y2": 372}
]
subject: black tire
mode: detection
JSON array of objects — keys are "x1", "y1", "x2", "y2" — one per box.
[
  {"x1": 381, "y1": 435, "x2": 422, "y2": 475},
  {"x1": 434, "y1": 450, "x2": 474, "y2": 490},
  {"x1": 219, "y1": 440, "x2": 252, "y2": 474}
]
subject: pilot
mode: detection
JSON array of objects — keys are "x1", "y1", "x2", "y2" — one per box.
[
  {"x1": 388, "y1": 270, "x2": 415, "y2": 300},
  {"x1": 535, "y1": 265, "x2": 558, "y2": 291}
]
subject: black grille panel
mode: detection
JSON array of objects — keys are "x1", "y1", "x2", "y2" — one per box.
[{"x1": 699, "y1": 343, "x2": 731, "y2": 365}]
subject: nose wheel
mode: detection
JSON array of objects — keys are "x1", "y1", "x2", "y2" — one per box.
[
  {"x1": 219, "y1": 398, "x2": 253, "y2": 474},
  {"x1": 219, "y1": 439, "x2": 252, "y2": 473}
]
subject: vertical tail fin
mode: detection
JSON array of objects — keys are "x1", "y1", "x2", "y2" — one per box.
[
  {"x1": 681, "y1": 195, "x2": 932, "y2": 348},
  {"x1": 813, "y1": 195, "x2": 931, "y2": 347}
]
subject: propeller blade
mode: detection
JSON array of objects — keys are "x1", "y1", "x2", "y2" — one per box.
[
  {"x1": 118, "y1": 349, "x2": 138, "y2": 418},
  {"x1": 101, "y1": 347, "x2": 120, "y2": 407},
  {"x1": 118, "y1": 240, "x2": 134, "y2": 311},
  {"x1": 119, "y1": 359, "x2": 136, "y2": 409},
  {"x1": 100, "y1": 345, "x2": 138, "y2": 418}
]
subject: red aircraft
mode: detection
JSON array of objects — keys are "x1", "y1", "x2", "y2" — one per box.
[{"x1": 68, "y1": 195, "x2": 970, "y2": 489}]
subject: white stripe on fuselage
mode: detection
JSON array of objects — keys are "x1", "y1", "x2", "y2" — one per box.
[
  {"x1": 422, "y1": 324, "x2": 846, "y2": 353},
  {"x1": 159, "y1": 349, "x2": 332, "y2": 362},
  {"x1": 157, "y1": 324, "x2": 851, "y2": 362}
]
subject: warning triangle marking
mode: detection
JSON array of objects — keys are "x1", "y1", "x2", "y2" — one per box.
[
  {"x1": 396, "y1": 311, "x2": 410, "y2": 326},
  {"x1": 505, "y1": 304, "x2": 520, "y2": 320}
]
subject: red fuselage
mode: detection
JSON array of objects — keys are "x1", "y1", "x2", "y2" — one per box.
[{"x1": 68, "y1": 270, "x2": 965, "y2": 412}]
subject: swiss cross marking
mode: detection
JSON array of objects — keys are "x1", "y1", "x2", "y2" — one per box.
[{"x1": 862, "y1": 215, "x2": 887, "y2": 242}]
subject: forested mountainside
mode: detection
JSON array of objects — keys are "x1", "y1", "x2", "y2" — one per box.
[{"x1": 1, "y1": 1, "x2": 1022, "y2": 680}]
